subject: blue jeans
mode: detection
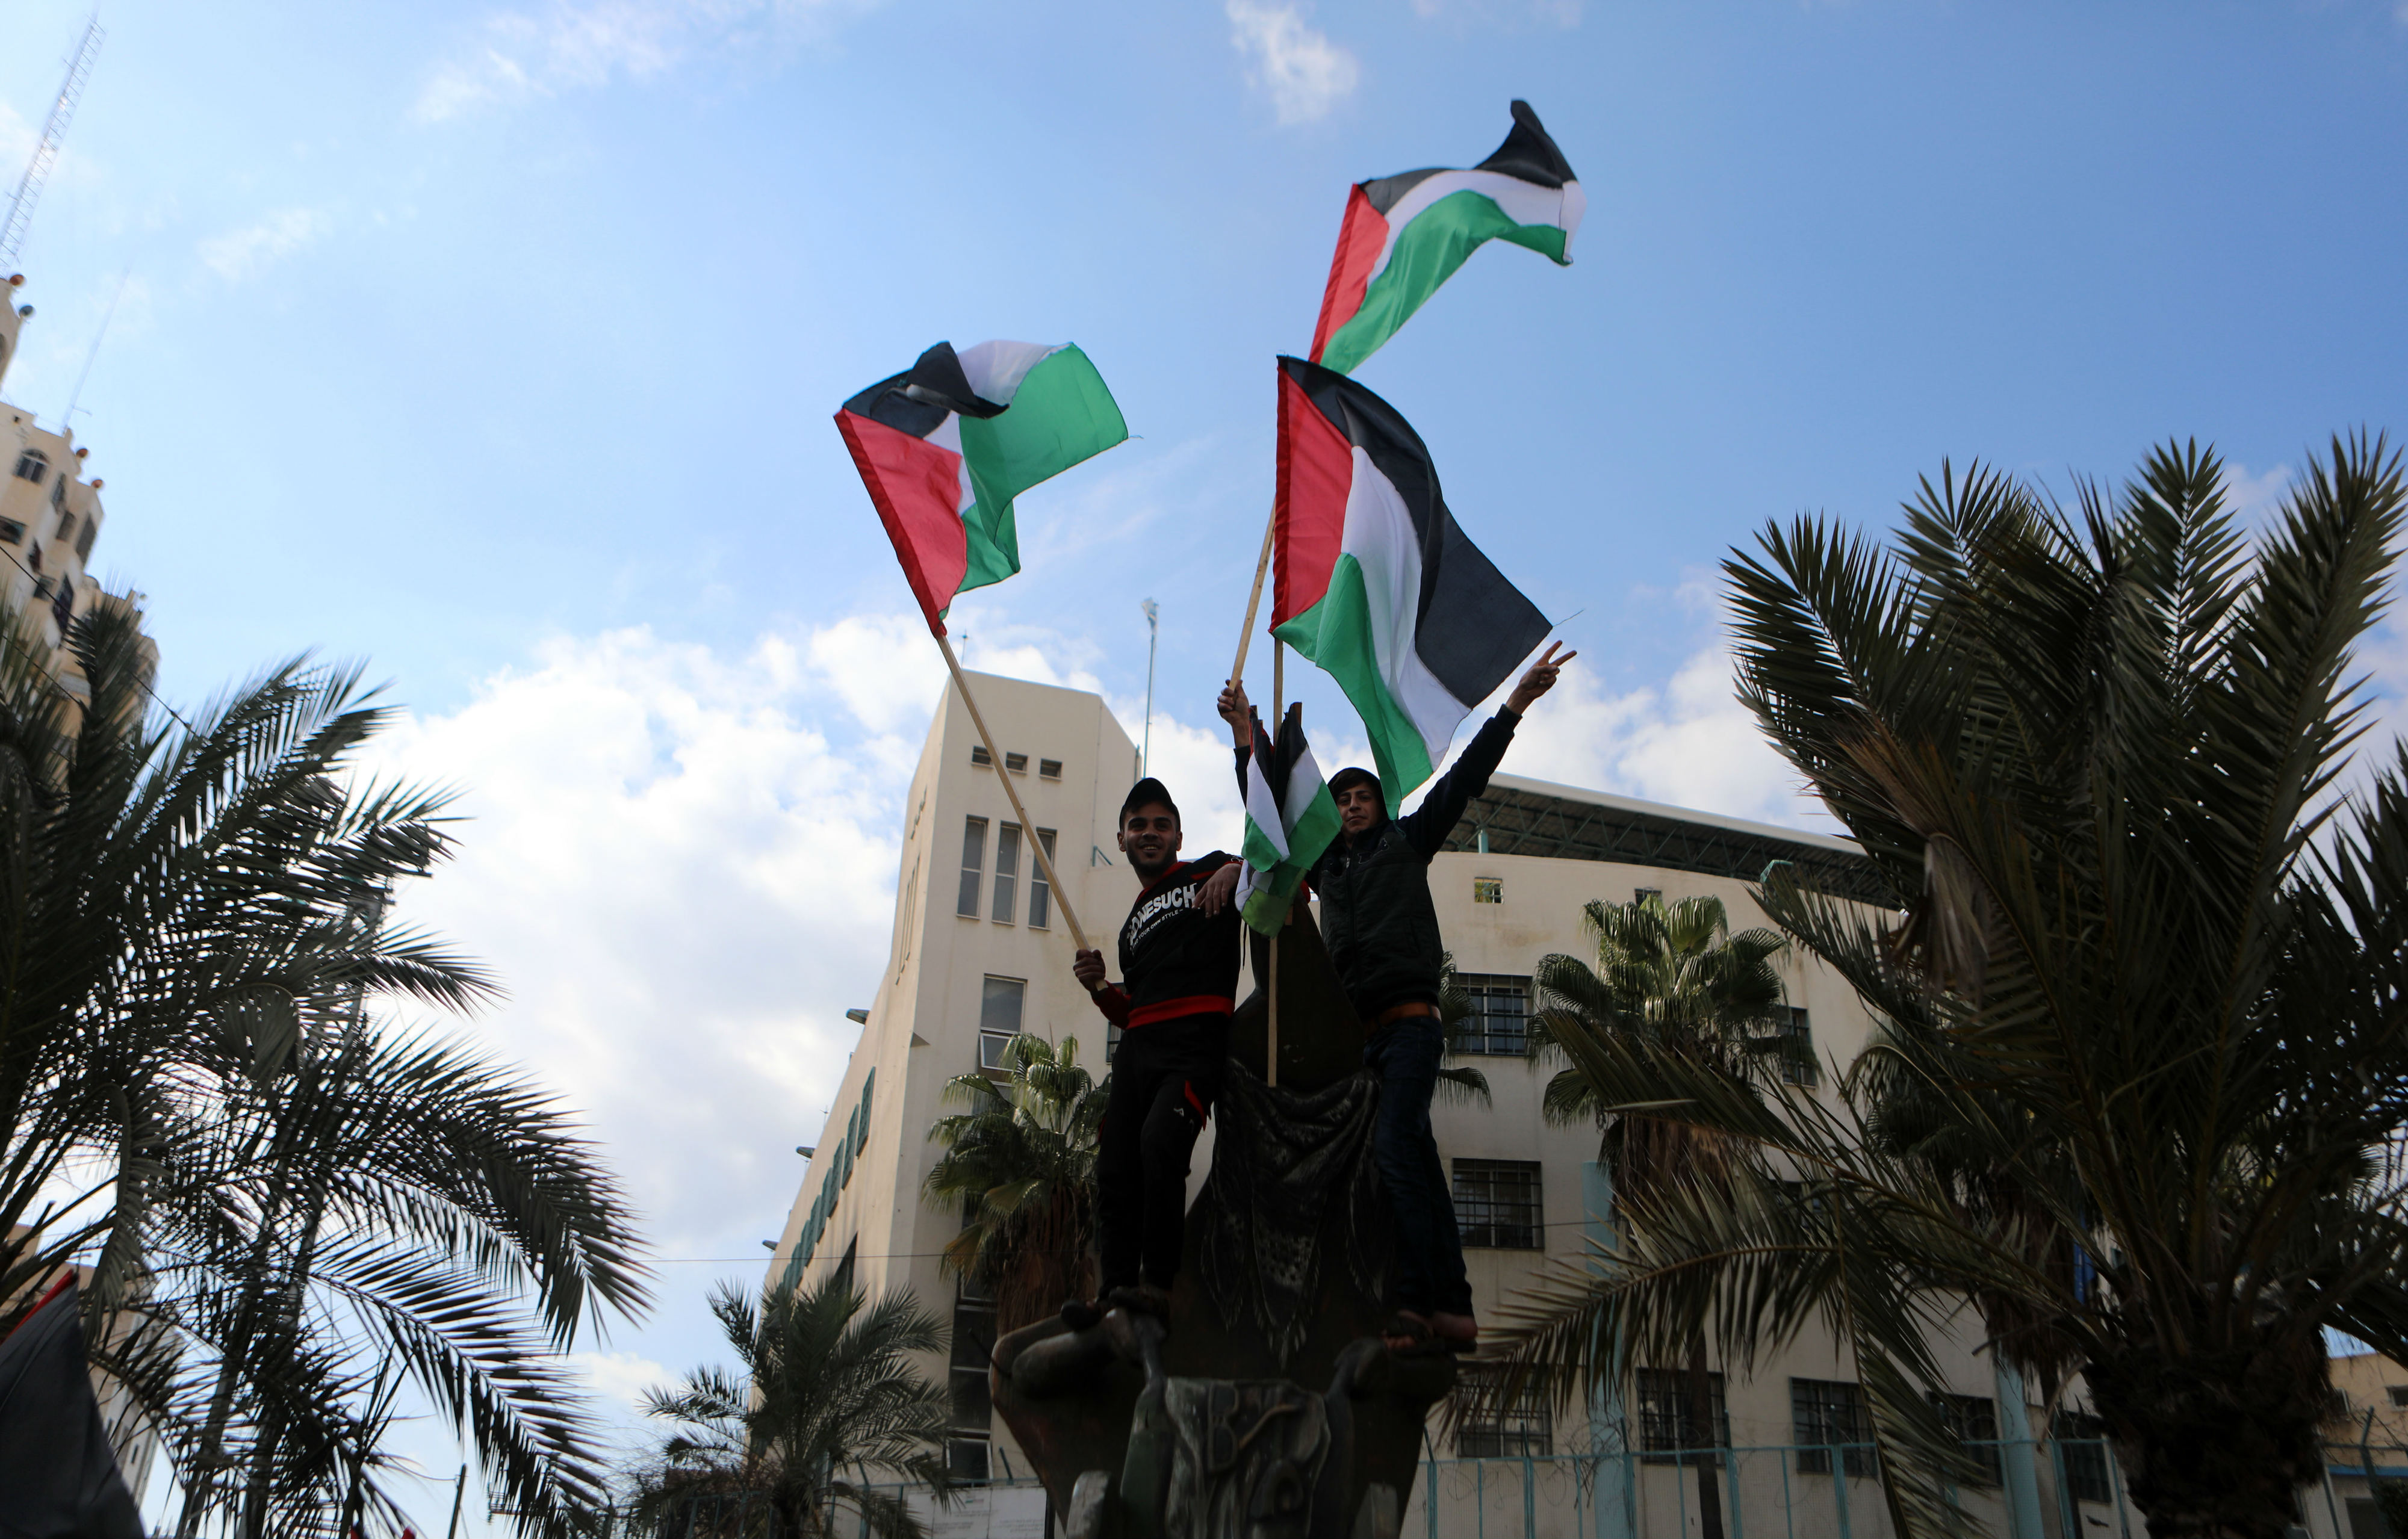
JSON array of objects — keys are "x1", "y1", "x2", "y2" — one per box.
[{"x1": 1363, "y1": 1015, "x2": 1472, "y2": 1316}]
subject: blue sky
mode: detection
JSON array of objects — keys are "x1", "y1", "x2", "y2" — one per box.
[{"x1": 3, "y1": 0, "x2": 2403, "y2": 1529}]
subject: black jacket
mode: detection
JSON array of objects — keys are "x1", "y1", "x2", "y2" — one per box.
[
  {"x1": 1088, "y1": 851, "x2": 1244, "y2": 1030},
  {"x1": 1305, "y1": 710, "x2": 1520, "y2": 1021}
]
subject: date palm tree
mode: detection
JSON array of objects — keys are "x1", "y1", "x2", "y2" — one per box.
[
  {"x1": 922, "y1": 1033, "x2": 1104, "y2": 1331},
  {"x1": 1491, "y1": 436, "x2": 2408, "y2": 1539},
  {"x1": 628, "y1": 1272, "x2": 952, "y2": 1538},
  {"x1": 1526, "y1": 894, "x2": 1789, "y2": 1539},
  {"x1": 0, "y1": 598, "x2": 648, "y2": 1536}
]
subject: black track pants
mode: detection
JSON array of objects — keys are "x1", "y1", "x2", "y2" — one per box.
[{"x1": 1096, "y1": 1015, "x2": 1227, "y2": 1295}]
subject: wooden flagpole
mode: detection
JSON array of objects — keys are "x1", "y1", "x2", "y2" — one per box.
[
  {"x1": 1229, "y1": 504, "x2": 1277, "y2": 686},
  {"x1": 935, "y1": 633, "x2": 1098, "y2": 977},
  {"x1": 1267, "y1": 639, "x2": 1283, "y2": 1088}
]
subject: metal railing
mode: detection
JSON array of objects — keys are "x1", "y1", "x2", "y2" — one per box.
[{"x1": 1402, "y1": 1438, "x2": 2133, "y2": 1539}]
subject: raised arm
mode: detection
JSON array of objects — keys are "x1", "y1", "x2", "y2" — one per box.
[
  {"x1": 1398, "y1": 642, "x2": 1575, "y2": 857},
  {"x1": 1219, "y1": 678, "x2": 1255, "y2": 793}
]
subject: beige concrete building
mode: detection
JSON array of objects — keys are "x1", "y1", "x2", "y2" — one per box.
[
  {"x1": 0, "y1": 271, "x2": 155, "y2": 725},
  {"x1": 769, "y1": 673, "x2": 2158, "y2": 1539}
]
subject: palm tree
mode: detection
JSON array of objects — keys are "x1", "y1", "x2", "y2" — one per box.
[
  {"x1": 630, "y1": 1273, "x2": 953, "y2": 1538},
  {"x1": 922, "y1": 1033, "x2": 1104, "y2": 1331},
  {"x1": 1491, "y1": 436, "x2": 2408, "y2": 1539},
  {"x1": 0, "y1": 599, "x2": 649, "y2": 1536},
  {"x1": 1526, "y1": 894, "x2": 1789, "y2": 1539}
]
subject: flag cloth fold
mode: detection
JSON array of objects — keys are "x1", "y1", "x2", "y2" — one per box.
[
  {"x1": 1308, "y1": 100, "x2": 1583, "y2": 377},
  {"x1": 1270, "y1": 355, "x2": 1551, "y2": 807},
  {"x1": 835, "y1": 341, "x2": 1126, "y2": 635},
  {"x1": 1237, "y1": 703, "x2": 1342, "y2": 935}
]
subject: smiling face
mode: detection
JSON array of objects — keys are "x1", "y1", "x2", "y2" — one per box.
[
  {"x1": 1335, "y1": 781, "x2": 1384, "y2": 838},
  {"x1": 1117, "y1": 803, "x2": 1182, "y2": 879}
]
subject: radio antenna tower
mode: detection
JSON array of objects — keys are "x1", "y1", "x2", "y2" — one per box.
[{"x1": 0, "y1": 14, "x2": 105, "y2": 271}]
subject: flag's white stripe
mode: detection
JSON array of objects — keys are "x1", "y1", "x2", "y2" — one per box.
[
  {"x1": 1244, "y1": 757, "x2": 1291, "y2": 864},
  {"x1": 957, "y1": 340, "x2": 1064, "y2": 406},
  {"x1": 1281, "y1": 742, "x2": 1326, "y2": 834},
  {"x1": 926, "y1": 412, "x2": 978, "y2": 515},
  {"x1": 1364, "y1": 170, "x2": 1584, "y2": 290},
  {"x1": 1341, "y1": 448, "x2": 1476, "y2": 768}
]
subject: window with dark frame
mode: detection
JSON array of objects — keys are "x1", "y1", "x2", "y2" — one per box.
[
  {"x1": 1472, "y1": 878, "x2": 1503, "y2": 904},
  {"x1": 1004, "y1": 752, "x2": 1028, "y2": 773},
  {"x1": 957, "y1": 818, "x2": 987, "y2": 917},
  {"x1": 1039, "y1": 758, "x2": 1063, "y2": 779},
  {"x1": 1634, "y1": 887, "x2": 1663, "y2": 905},
  {"x1": 969, "y1": 745, "x2": 993, "y2": 768},
  {"x1": 978, "y1": 976, "x2": 1025, "y2": 1073},
  {"x1": 2052, "y1": 1411, "x2": 2112, "y2": 1504},
  {"x1": 1929, "y1": 1392, "x2": 2000, "y2": 1485},
  {"x1": 1028, "y1": 829, "x2": 1056, "y2": 929},
  {"x1": 54, "y1": 512, "x2": 72, "y2": 547},
  {"x1": 1633, "y1": 1367, "x2": 1731, "y2": 1465},
  {"x1": 2389, "y1": 1386, "x2": 2408, "y2": 1409},
  {"x1": 73, "y1": 520, "x2": 92, "y2": 560},
  {"x1": 11, "y1": 451, "x2": 45, "y2": 483},
  {"x1": 1792, "y1": 1378, "x2": 1876, "y2": 1477},
  {"x1": 1453, "y1": 1159, "x2": 1543, "y2": 1249},
  {"x1": 0, "y1": 518, "x2": 23, "y2": 544},
  {"x1": 1452, "y1": 974, "x2": 1531, "y2": 1056},
  {"x1": 1780, "y1": 1007, "x2": 1819, "y2": 1086},
  {"x1": 1105, "y1": 1022, "x2": 1122, "y2": 1064},
  {"x1": 50, "y1": 475, "x2": 66, "y2": 512},
  {"x1": 992, "y1": 823, "x2": 1022, "y2": 923},
  {"x1": 1453, "y1": 1363, "x2": 1553, "y2": 1457}
]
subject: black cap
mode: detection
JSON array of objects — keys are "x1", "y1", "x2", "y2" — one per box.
[
  {"x1": 1329, "y1": 766, "x2": 1382, "y2": 800},
  {"x1": 1120, "y1": 777, "x2": 1179, "y2": 825}
]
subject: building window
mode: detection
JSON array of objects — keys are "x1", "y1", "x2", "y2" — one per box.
[
  {"x1": 1028, "y1": 829, "x2": 1057, "y2": 930},
  {"x1": 52, "y1": 577, "x2": 70, "y2": 631},
  {"x1": 946, "y1": 1437, "x2": 990, "y2": 1482},
  {"x1": 1105, "y1": 1022, "x2": 1122, "y2": 1064},
  {"x1": 1634, "y1": 1367, "x2": 1730, "y2": 1465},
  {"x1": 1780, "y1": 1007, "x2": 1819, "y2": 1086},
  {"x1": 1453, "y1": 1364, "x2": 1553, "y2": 1457},
  {"x1": 1472, "y1": 878, "x2": 1503, "y2": 905},
  {"x1": 1004, "y1": 751, "x2": 1028, "y2": 773},
  {"x1": 11, "y1": 451, "x2": 45, "y2": 483},
  {"x1": 978, "y1": 975, "x2": 1025, "y2": 1072},
  {"x1": 2390, "y1": 1387, "x2": 2408, "y2": 1409},
  {"x1": 957, "y1": 818, "x2": 987, "y2": 917},
  {"x1": 1635, "y1": 887, "x2": 1663, "y2": 905},
  {"x1": 50, "y1": 475, "x2": 66, "y2": 512},
  {"x1": 73, "y1": 521, "x2": 92, "y2": 561},
  {"x1": 992, "y1": 823, "x2": 1021, "y2": 922},
  {"x1": 0, "y1": 518, "x2": 22, "y2": 545},
  {"x1": 1453, "y1": 974, "x2": 1530, "y2": 1056},
  {"x1": 970, "y1": 745, "x2": 992, "y2": 768},
  {"x1": 1929, "y1": 1393, "x2": 1999, "y2": 1485},
  {"x1": 1792, "y1": 1378, "x2": 1876, "y2": 1477},
  {"x1": 54, "y1": 512, "x2": 72, "y2": 547},
  {"x1": 1454, "y1": 1159, "x2": 1542, "y2": 1249},
  {"x1": 2052, "y1": 1411, "x2": 2111, "y2": 1504},
  {"x1": 1039, "y1": 758, "x2": 1063, "y2": 779}
]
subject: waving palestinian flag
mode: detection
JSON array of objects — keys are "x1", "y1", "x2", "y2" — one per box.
[
  {"x1": 1237, "y1": 704, "x2": 1341, "y2": 935},
  {"x1": 836, "y1": 341, "x2": 1126, "y2": 636},
  {"x1": 1309, "y1": 101, "x2": 1583, "y2": 377},
  {"x1": 1271, "y1": 356, "x2": 1550, "y2": 804}
]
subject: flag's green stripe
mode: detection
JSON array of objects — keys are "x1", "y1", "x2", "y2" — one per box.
[
  {"x1": 1319, "y1": 190, "x2": 1572, "y2": 376},
  {"x1": 1285, "y1": 783, "x2": 1342, "y2": 867},
  {"x1": 1241, "y1": 863, "x2": 1309, "y2": 935},
  {"x1": 1273, "y1": 554, "x2": 1436, "y2": 808},
  {"x1": 1242, "y1": 813, "x2": 1288, "y2": 873},
  {"x1": 955, "y1": 346, "x2": 1129, "y2": 594}
]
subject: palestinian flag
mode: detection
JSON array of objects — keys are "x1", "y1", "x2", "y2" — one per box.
[
  {"x1": 1309, "y1": 101, "x2": 1583, "y2": 377},
  {"x1": 1236, "y1": 704, "x2": 1341, "y2": 935},
  {"x1": 1271, "y1": 355, "x2": 1550, "y2": 804},
  {"x1": 835, "y1": 341, "x2": 1126, "y2": 635}
]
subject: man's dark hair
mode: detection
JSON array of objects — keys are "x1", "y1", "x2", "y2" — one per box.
[
  {"x1": 1329, "y1": 766, "x2": 1382, "y2": 802},
  {"x1": 1120, "y1": 777, "x2": 1180, "y2": 827}
]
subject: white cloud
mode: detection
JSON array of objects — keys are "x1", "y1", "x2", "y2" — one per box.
[
  {"x1": 571, "y1": 1348, "x2": 674, "y2": 1413},
  {"x1": 412, "y1": 0, "x2": 881, "y2": 122},
  {"x1": 2221, "y1": 459, "x2": 2292, "y2": 524},
  {"x1": 1225, "y1": 0, "x2": 1361, "y2": 126},
  {"x1": 197, "y1": 208, "x2": 331, "y2": 282},
  {"x1": 1469, "y1": 642, "x2": 1833, "y2": 834}
]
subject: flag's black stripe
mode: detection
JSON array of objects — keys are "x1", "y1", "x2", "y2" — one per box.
[
  {"x1": 1357, "y1": 102, "x2": 1576, "y2": 217},
  {"x1": 1360, "y1": 167, "x2": 1444, "y2": 218},
  {"x1": 841, "y1": 341, "x2": 1007, "y2": 439},
  {"x1": 1278, "y1": 357, "x2": 1550, "y2": 710},
  {"x1": 1477, "y1": 101, "x2": 1576, "y2": 190}
]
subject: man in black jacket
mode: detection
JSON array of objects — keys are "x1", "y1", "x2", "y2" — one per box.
[
  {"x1": 1219, "y1": 642, "x2": 1571, "y2": 1349},
  {"x1": 1066, "y1": 777, "x2": 1243, "y2": 1327}
]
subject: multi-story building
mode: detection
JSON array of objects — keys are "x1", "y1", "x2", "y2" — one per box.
[
  {"x1": 0, "y1": 272, "x2": 154, "y2": 725},
  {"x1": 770, "y1": 672, "x2": 2161, "y2": 1539}
]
